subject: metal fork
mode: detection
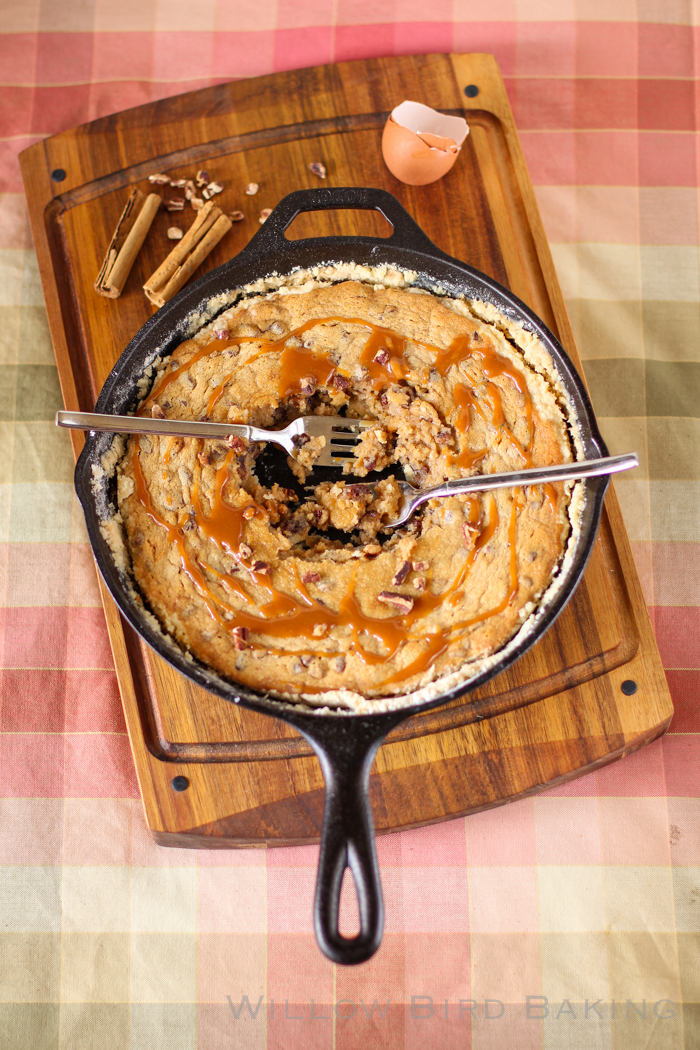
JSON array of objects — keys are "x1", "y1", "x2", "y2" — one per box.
[
  {"x1": 56, "y1": 410, "x2": 377, "y2": 467},
  {"x1": 321, "y1": 453, "x2": 638, "y2": 527}
]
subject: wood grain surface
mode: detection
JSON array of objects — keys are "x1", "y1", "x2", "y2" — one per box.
[{"x1": 20, "y1": 53, "x2": 673, "y2": 847}]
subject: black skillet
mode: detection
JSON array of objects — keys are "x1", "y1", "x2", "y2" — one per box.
[{"x1": 75, "y1": 187, "x2": 609, "y2": 965}]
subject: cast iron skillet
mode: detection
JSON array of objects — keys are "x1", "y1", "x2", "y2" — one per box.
[{"x1": 75, "y1": 187, "x2": 609, "y2": 965}]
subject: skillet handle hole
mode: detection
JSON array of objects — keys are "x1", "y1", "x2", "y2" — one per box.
[
  {"x1": 338, "y1": 866, "x2": 361, "y2": 939},
  {"x1": 284, "y1": 208, "x2": 394, "y2": 241}
]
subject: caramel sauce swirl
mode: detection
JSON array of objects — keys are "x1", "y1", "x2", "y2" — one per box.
[
  {"x1": 129, "y1": 305, "x2": 566, "y2": 691},
  {"x1": 132, "y1": 435, "x2": 525, "y2": 689}
]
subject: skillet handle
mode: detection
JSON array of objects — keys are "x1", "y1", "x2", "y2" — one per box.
[
  {"x1": 292, "y1": 713, "x2": 402, "y2": 965},
  {"x1": 237, "y1": 187, "x2": 441, "y2": 260}
]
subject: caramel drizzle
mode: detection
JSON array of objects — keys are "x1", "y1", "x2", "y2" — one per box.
[
  {"x1": 132, "y1": 313, "x2": 563, "y2": 687},
  {"x1": 133, "y1": 439, "x2": 524, "y2": 688}
]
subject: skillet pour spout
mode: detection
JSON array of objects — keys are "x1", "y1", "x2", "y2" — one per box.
[{"x1": 74, "y1": 186, "x2": 610, "y2": 964}]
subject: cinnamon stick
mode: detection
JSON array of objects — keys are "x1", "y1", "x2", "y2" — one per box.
[
  {"x1": 94, "y1": 189, "x2": 161, "y2": 298},
  {"x1": 143, "y1": 203, "x2": 232, "y2": 308}
]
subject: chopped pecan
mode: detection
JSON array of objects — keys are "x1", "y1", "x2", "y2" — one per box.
[
  {"x1": 312, "y1": 622, "x2": 328, "y2": 637},
  {"x1": 331, "y1": 374, "x2": 350, "y2": 390},
  {"x1": 309, "y1": 162, "x2": 327, "y2": 179},
  {"x1": 230, "y1": 210, "x2": 245, "y2": 222},
  {"x1": 346, "y1": 484, "x2": 370, "y2": 499},
  {"x1": 169, "y1": 178, "x2": 187, "y2": 188},
  {"x1": 436, "y1": 429, "x2": 453, "y2": 446},
  {"x1": 225, "y1": 434, "x2": 246, "y2": 452},
  {"x1": 333, "y1": 655, "x2": 346, "y2": 673},
  {"x1": 377, "y1": 591, "x2": 414, "y2": 613},
  {"x1": 196, "y1": 169, "x2": 210, "y2": 187},
  {"x1": 391, "y1": 560, "x2": 411, "y2": 585},
  {"x1": 258, "y1": 208, "x2": 272, "y2": 224},
  {"x1": 148, "y1": 173, "x2": 170, "y2": 184},
  {"x1": 238, "y1": 543, "x2": 253, "y2": 559},
  {"x1": 373, "y1": 347, "x2": 390, "y2": 365},
  {"x1": 151, "y1": 403, "x2": 165, "y2": 419},
  {"x1": 299, "y1": 375, "x2": 317, "y2": 396},
  {"x1": 165, "y1": 198, "x2": 185, "y2": 211},
  {"x1": 412, "y1": 560, "x2": 429, "y2": 572},
  {"x1": 463, "y1": 521, "x2": 479, "y2": 545},
  {"x1": 251, "y1": 560, "x2": 270, "y2": 575},
  {"x1": 300, "y1": 654, "x2": 313, "y2": 667},
  {"x1": 166, "y1": 227, "x2": 183, "y2": 240},
  {"x1": 303, "y1": 572, "x2": 321, "y2": 584},
  {"x1": 197, "y1": 450, "x2": 212, "y2": 466},
  {"x1": 294, "y1": 433, "x2": 311, "y2": 447},
  {"x1": 203, "y1": 182, "x2": 223, "y2": 199},
  {"x1": 184, "y1": 180, "x2": 197, "y2": 200},
  {"x1": 191, "y1": 197, "x2": 204, "y2": 211},
  {"x1": 246, "y1": 183, "x2": 259, "y2": 195},
  {"x1": 232, "y1": 626, "x2": 249, "y2": 650},
  {"x1": 413, "y1": 576, "x2": 427, "y2": 592},
  {"x1": 215, "y1": 328, "x2": 228, "y2": 340}
]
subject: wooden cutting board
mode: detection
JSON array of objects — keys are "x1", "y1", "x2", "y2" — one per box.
[{"x1": 20, "y1": 54, "x2": 673, "y2": 847}]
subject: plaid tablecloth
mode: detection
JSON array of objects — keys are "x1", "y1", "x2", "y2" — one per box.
[{"x1": 1, "y1": 2, "x2": 699, "y2": 1048}]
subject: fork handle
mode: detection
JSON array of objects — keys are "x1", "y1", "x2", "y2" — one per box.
[
  {"x1": 421, "y1": 453, "x2": 638, "y2": 503},
  {"x1": 56, "y1": 410, "x2": 273, "y2": 445}
]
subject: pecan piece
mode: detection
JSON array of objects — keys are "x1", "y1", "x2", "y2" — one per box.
[
  {"x1": 196, "y1": 169, "x2": 210, "y2": 187},
  {"x1": 346, "y1": 484, "x2": 370, "y2": 499},
  {"x1": 246, "y1": 182, "x2": 259, "y2": 195},
  {"x1": 230, "y1": 210, "x2": 245, "y2": 222},
  {"x1": 303, "y1": 572, "x2": 321, "y2": 584},
  {"x1": 463, "y1": 521, "x2": 479, "y2": 545},
  {"x1": 238, "y1": 543, "x2": 253, "y2": 559},
  {"x1": 232, "y1": 626, "x2": 249, "y2": 650},
  {"x1": 333, "y1": 655, "x2": 346, "y2": 673},
  {"x1": 258, "y1": 208, "x2": 272, "y2": 224},
  {"x1": 165, "y1": 198, "x2": 185, "y2": 211},
  {"x1": 331, "y1": 374, "x2": 350, "y2": 390},
  {"x1": 413, "y1": 576, "x2": 427, "y2": 592},
  {"x1": 225, "y1": 434, "x2": 246, "y2": 452},
  {"x1": 151, "y1": 403, "x2": 165, "y2": 419},
  {"x1": 309, "y1": 162, "x2": 327, "y2": 179},
  {"x1": 299, "y1": 375, "x2": 317, "y2": 396},
  {"x1": 412, "y1": 560, "x2": 429, "y2": 572},
  {"x1": 167, "y1": 227, "x2": 183, "y2": 240},
  {"x1": 148, "y1": 173, "x2": 170, "y2": 184},
  {"x1": 377, "y1": 591, "x2": 414, "y2": 613},
  {"x1": 202, "y1": 181, "x2": 223, "y2": 199},
  {"x1": 373, "y1": 347, "x2": 390, "y2": 365},
  {"x1": 391, "y1": 560, "x2": 411, "y2": 585}
]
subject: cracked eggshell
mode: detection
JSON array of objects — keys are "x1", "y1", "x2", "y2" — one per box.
[{"x1": 382, "y1": 100, "x2": 469, "y2": 186}]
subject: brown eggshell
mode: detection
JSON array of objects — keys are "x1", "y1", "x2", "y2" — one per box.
[{"x1": 381, "y1": 117, "x2": 460, "y2": 186}]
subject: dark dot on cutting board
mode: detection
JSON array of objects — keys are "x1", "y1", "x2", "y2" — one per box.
[
  {"x1": 51, "y1": 169, "x2": 67, "y2": 182},
  {"x1": 171, "y1": 775, "x2": 189, "y2": 792},
  {"x1": 621, "y1": 680, "x2": 637, "y2": 696},
  {"x1": 464, "y1": 85, "x2": 479, "y2": 98}
]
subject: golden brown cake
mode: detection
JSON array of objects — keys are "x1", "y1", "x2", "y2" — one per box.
[{"x1": 114, "y1": 277, "x2": 579, "y2": 708}]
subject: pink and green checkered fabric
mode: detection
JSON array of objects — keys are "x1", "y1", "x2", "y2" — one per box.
[{"x1": 1, "y1": 2, "x2": 699, "y2": 1047}]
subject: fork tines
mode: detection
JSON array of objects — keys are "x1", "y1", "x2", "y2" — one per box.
[{"x1": 315, "y1": 419, "x2": 375, "y2": 467}]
